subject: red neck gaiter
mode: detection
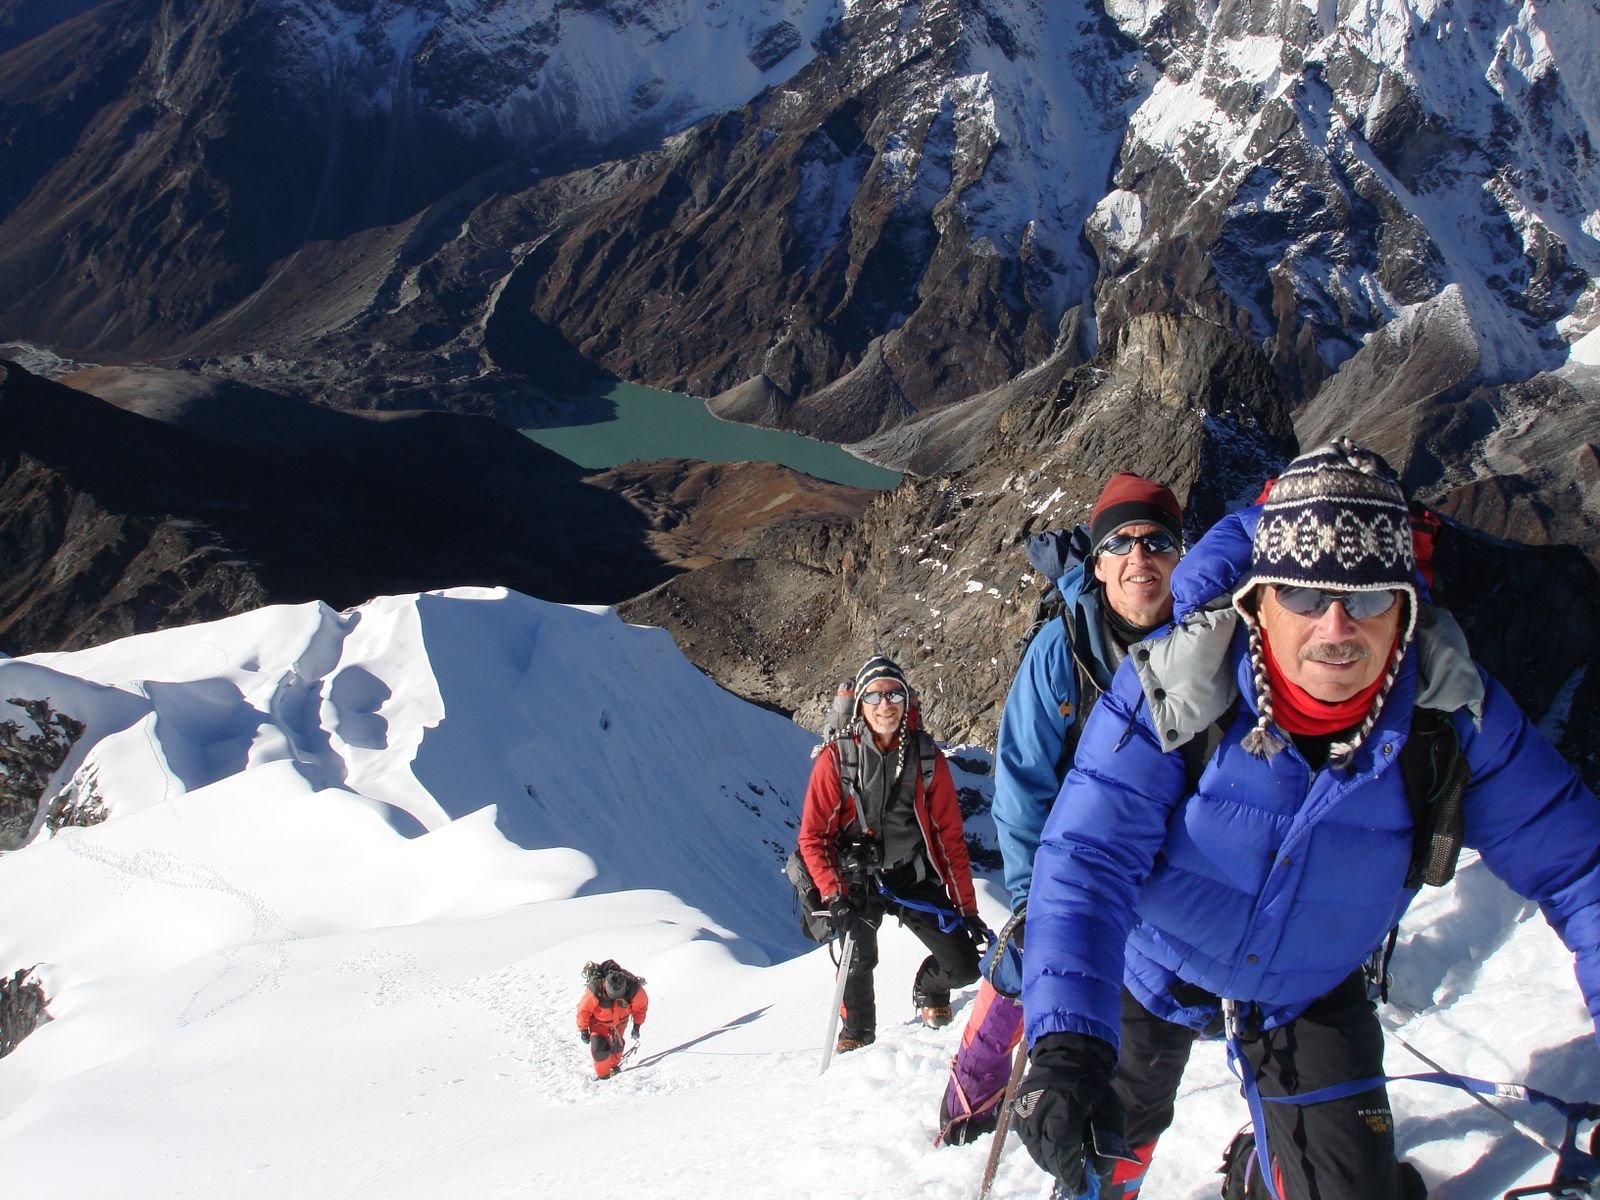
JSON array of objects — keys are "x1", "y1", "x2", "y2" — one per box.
[{"x1": 1261, "y1": 629, "x2": 1398, "y2": 737}]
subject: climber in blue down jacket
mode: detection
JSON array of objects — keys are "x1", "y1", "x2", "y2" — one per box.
[{"x1": 1014, "y1": 439, "x2": 1600, "y2": 1200}]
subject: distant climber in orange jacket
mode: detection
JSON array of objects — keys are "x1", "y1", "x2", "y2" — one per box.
[{"x1": 577, "y1": 960, "x2": 648, "y2": 1079}]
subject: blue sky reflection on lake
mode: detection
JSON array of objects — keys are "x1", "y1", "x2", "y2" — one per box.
[{"x1": 521, "y1": 381, "x2": 902, "y2": 490}]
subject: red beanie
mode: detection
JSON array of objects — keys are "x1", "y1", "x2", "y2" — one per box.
[{"x1": 1089, "y1": 473, "x2": 1183, "y2": 549}]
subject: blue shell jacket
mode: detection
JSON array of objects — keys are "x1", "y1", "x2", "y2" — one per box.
[
  {"x1": 992, "y1": 562, "x2": 1120, "y2": 909},
  {"x1": 1023, "y1": 526, "x2": 1600, "y2": 1056}
]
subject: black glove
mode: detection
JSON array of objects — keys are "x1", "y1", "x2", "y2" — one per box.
[
  {"x1": 1013, "y1": 1033, "x2": 1124, "y2": 1196},
  {"x1": 631, "y1": 1026, "x2": 641, "y2": 1041},
  {"x1": 827, "y1": 894, "x2": 858, "y2": 938},
  {"x1": 579, "y1": 1030, "x2": 591, "y2": 1044},
  {"x1": 962, "y1": 913, "x2": 991, "y2": 951}
]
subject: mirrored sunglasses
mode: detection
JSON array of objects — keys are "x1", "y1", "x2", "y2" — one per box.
[
  {"x1": 1274, "y1": 586, "x2": 1399, "y2": 620},
  {"x1": 1098, "y1": 531, "x2": 1177, "y2": 557},
  {"x1": 859, "y1": 689, "x2": 908, "y2": 707}
]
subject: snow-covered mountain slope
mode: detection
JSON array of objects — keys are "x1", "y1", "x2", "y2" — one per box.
[
  {"x1": 6, "y1": 0, "x2": 1595, "y2": 406},
  {"x1": 1096, "y1": 0, "x2": 1600, "y2": 392},
  {"x1": 274, "y1": 0, "x2": 842, "y2": 150},
  {"x1": 1, "y1": 588, "x2": 821, "y2": 950},
  {"x1": 1, "y1": 588, "x2": 1597, "y2": 1199}
]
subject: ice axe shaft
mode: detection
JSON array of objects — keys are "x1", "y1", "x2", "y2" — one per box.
[{"x1": 819, "y1": 929, "x2": 855, "y2": 1075}]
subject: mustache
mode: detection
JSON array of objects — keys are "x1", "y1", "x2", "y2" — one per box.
[{"x1": 1301, "y1": 641, "x2": 1371, "y2": 664}]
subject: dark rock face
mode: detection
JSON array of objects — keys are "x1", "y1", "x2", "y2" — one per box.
[
  {"x1": 0, "y1": 1, "x2": 107, "y2": 53},
  {"x1": 0, "y1": 361, "x2": 677, "y2": 654},
  {"x1": 585, "y1": 458, "x2": 875, "y2": 569},
  {"x1": 749, "y1": 20, "x2": 802, "y2": 72},
  {"x1": 525, "y1": 1, "x2": 1138, "y2": 447},
  {"x1": 626, "y1": 314, "x2": 1301, "y2": 742},
  {"x1": 624, "y1": 316, "x2": 1600, "y2": 793},
  {"x1": 0, "y1": 0, "x2": 517, "y2": 356},
  {"x1": 0, "y1": 1, "x2": 1590, "y2": 567},
  {"x1": 0, "y1": 696, "x2": 85, "y2": 849},
  {"x1": 1092, "y1": 0, "x2": 1595, "y2": 402},
  {"x1": 1294, "y1": 296, "x2": 1600, "y2": 566},
  {"x1": 0, "y1": 968, "x2": 49, "y2": 1058},
  {"x1": 1427, "y1": 530, "x2": 1600, "y2": 780}
]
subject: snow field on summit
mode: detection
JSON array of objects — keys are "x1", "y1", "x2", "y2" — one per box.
[{"x1": 0, "y1": 587, "x2": 1595, "y2": 1198}]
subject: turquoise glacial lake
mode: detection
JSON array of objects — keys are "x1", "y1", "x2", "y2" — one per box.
[{"x1": 521, "y1": 381, "x2": 902, "y2": 490}]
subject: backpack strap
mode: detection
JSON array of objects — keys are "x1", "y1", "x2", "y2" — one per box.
[
  {"x1": 1179, "y1": 696, "x2": 1241, "y2": 792},
  {"x1": 1054, "y1": 611, "x2": 1090, "y2": 778},
  {"x1": 915, "y1": 728, "x2": 938, "y2": 793},
  {"x1": 1376, "y1": 708, "x2": 1472, "y2": 1000},
  {"x1": 1048, "y1": 604, "x2": 1111, "y2": 779},
  {"x1": 836, "y1": 727, "x2": 939, "y2": 821},
  {"x1": 832, "y1": 734, "x2": 866, "y2": 835},
  {"x1": 1399, "y1": 707, "x2": 1469, "y2": 888}
]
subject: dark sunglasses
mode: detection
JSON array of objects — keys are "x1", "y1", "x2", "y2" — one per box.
[
  {"x1": 1274, "y1": 586, "x2": 1399, "y2": 620},
  {"x1": 859, "y1": 689, "x2": 908, "y2": 707},
  {"x1": 1098, "y1": 531, "x2": 1178, "y2": 557}
]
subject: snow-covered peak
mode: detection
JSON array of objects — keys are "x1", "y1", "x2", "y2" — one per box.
[
  {"x1": 8, "y1": 588, "x2": 820, "y2": 949},
  {"x1": 1096, "y1": 0, "x2": 1600, "y2": 382}
]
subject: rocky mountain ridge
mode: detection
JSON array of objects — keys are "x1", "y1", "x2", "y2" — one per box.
[
  {"x1": 0, "y1": 1, "x2": 1595, "y2": 784},
  {"x1": 620, "y1": 313, "x2": 1600, "y2": 790},
  {"x1": 5, "y1": 0, "x2": 1592, "y2": 555}
]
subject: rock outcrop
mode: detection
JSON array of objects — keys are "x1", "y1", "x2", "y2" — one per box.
[
  {"x1": 622, "y1": 316, "x2": 1600, "y2": 789},
  {"x1": 0, "y1": 968, "x2": 49, "y2": 1059},
  {"x1": 0, "y1": 696, "x2": 85, "y2": 849}
]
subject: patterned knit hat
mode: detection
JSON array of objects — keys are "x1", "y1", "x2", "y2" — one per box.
[
  {"x1": 853, "y1": 655, "x2": 913, "y2": 772},
  {"x1": 1089, "y1": 472, "x2": 1184, "y2": 550},
  {"x1": 854, "y1": 655, "x2": 909, "y2": 699},
  {"x1": 1237, "y1": 439, "x2": 1416, "y2": 602},
  {"x1": 1232, "y1": 438, "x2": 1418, "y2": 765}
]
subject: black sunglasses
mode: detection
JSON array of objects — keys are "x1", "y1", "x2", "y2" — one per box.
[
  {"x1": 859, "y1": 689, "x2": 908, "y2": 707},
  {"x1": 1273, "y1": 586, "x2": 1399, "y2": 620},
  {"x1": 1098, "y1": 531, "x2": 1178, "y2": 557}
]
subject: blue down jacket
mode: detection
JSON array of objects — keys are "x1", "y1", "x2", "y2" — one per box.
[
  {"x1": 1023, "y1": 553, "x2": 1600, "y2": 1055},
  {"x1": 993, "y1": 561, "x2": 1120, "y2": 909}
]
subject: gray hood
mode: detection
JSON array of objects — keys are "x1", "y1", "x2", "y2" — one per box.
[{"x1": 1134, "y1": 602, "x2": 1485, "y2": 754}]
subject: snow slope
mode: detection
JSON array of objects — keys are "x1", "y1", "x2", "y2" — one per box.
[
  {"x1": 279, "y1": 0, "x2": 846, "y2": 146},
  {"x1": 0, "y1": 587, "x2": 1596, "y2": 1199}
]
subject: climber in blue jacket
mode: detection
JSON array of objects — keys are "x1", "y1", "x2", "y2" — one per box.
[{"x1": 1015, "y1": 439, "x2": 1600, "y2": 1200}]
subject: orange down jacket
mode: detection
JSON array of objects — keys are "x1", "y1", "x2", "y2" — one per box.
[{"x1": 577, "y1": 984, "x2": 648, "y2": 1040}]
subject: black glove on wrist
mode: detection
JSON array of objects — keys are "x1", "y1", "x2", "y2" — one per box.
[
  {"x1": 631, "y1": 1026, "x2": 641, "y2": 1040},
  {"x1": 1013, "y1": 1033, "x2": 1124, "y2": 1197},
  {"x1": 827, "y1": 894, "x2": 857, "y2": 938},
  {"x1": 962, "y1": 913, "x2": 990, "y2": 950},
  {"x1": 579, "y1": 1030, "x2": 591, "y2": 1044}
]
